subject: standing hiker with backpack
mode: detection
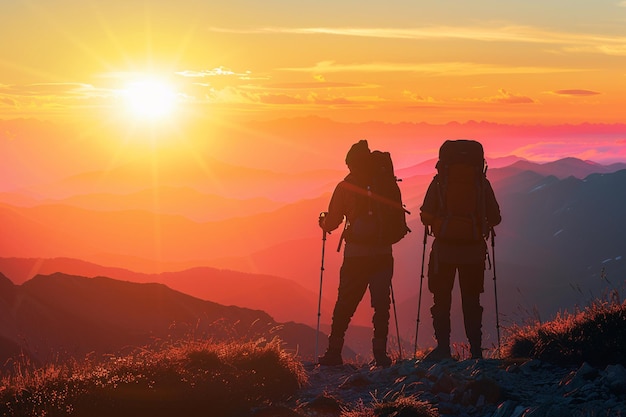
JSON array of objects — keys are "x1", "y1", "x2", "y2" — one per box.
[
  {"x1": 318, "y1": 139, "x2": 409, "y2": 367},
  {"x1": 420, "y1": 140, "x2": 501, "y2": 360}
]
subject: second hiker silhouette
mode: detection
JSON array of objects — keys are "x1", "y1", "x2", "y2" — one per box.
[
  {"x1": 420, "y1": 140, "x2": 501, "y2": 360},
  {"x1": 318, "y1": 139, "x2": 408, "y2": 367}
]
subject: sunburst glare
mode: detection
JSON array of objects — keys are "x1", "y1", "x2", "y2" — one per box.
[{"x1": 121, "y1": 77, "x2": 179, "y2": 121}]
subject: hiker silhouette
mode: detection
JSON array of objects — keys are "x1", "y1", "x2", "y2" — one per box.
[
  {"x1": 318, "y1": 139, "x2": 399, "y2": 367},
  {"x1": 420, "y1": 140, "x2": 501, "y2": 360}
]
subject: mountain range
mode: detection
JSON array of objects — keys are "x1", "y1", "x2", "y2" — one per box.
[
  {"x1": 0, "y1": 271, "x2": 348, "y2": 368},
  {"x1": 1, "y1": 153, "x2": 626, "y2": 362}
]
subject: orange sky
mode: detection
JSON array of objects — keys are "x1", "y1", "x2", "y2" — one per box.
[
  {"x1": 2, "y1": 1, "x2": 626, "y2": 125},
  {"x1": 1, "y1": 1, "x2": 625, "y2": 343},
  {"x1": 1, "y1": 1, "x2": 626, "y2": 169}
]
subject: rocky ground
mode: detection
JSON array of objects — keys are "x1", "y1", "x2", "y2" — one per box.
[{"x1": 259, "y1": 356, "x2": 626, "y2": 417}]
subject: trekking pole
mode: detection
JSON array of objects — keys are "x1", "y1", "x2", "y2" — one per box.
[
  {"x1": 315, "y1": 228, "x2": 327, "y2": 361},
  {"x1": 414, "y1": 225, "x2": 428, "y2": 357},
  {"x1": 390, "y1": 282, "x2": 402, "y2": 360},
  {"x1": 490, "y1": 227, "x2": 501, "y2": 357}
]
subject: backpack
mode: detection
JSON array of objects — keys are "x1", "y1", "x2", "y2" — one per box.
[
  {"x1": 344, "y1": 148, "x2": 411, "y2": 246},
  {"x1": 433, "y1": 139, "x2": 488, "y2": 242}
]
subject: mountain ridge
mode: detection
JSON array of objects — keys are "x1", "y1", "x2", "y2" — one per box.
[
  {"x1": 2, "y1": 158, "x2": 625, "y2": 354},
  {"x1": 0, "y1": 271, "x2": 346, "y2": 367}
]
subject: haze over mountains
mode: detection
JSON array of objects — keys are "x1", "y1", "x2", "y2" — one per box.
[
  {"x1": 1, "y1": 117, "x2": 626, "y2": 361},
  {"x1": 0, "y1": 271, "x2": 327, "y2": 366},
  {"x1": 0, "y1": 150, "x2": 626, "y2": 354}
]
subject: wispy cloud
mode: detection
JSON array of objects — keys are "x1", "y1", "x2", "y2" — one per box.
[
  {"x1": 176, "y1": 67, "x2": 253, "y2": 79},
  {"x1": 258, "y1": 93, "x2": 305, "y2": 105},
  {"x1": 490, "y1": 89, "x2": 535, "y2": 104},
  {"x1": 209, "y1": 25, "x2": 626, "y2": 56},
  {"x1": 0, "y1": 97, "x2": 17, "y2": 107},
  {"x1": 0, "y1": 83, "x2": 108, "y2": 98},
  {"x1": 460, "y1": 88, "x2": 535, "y2": 105},
  {"x1": 263, "y1": 81, "x2": 364, "y2": 89},
  {"x1": 280, "y1": 60, "x2": 584, "y2": 76},
  {"x1": 552, "y1": 89, "x2": 601, "y2": 96},
  {"x1": 513, "y1": 140, "x2": 626, "y2": 163}
]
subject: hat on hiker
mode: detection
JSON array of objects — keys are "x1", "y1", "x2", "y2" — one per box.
[{"x1": 345, "y1": 139, "x2": 371, "y2": 173}]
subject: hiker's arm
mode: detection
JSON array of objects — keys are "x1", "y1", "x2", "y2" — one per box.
[
  {"x1": 419, "y1": 179, "x2": 439, "y2": 225},
  {"x1": 485, "y1": 180, "x2": 502, "y2": 227},
  {"x1": 320, "y1": 182, "x2": 347, "y2": 232}
]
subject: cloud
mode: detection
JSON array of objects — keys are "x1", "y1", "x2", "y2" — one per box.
[
  {"x1": 258, "y1": 94, "x2": 304, "y2": 105},
  {"x1": 210, "y1": 25, "x2": 626, "y2": 56},
  {"x1": 176, "y1": 67, "x2": 264, "y2": 80},
  {"x1": 312, "y1": 96, "x2": 354, "y2": 105},
  {"x1": 0, "y1": 96, "x2": 17, "y2": 107},
  {"x1": 0, "y1": 83, "x2": 115, "y2": 113},
  {"x1": 512, "y1": 140, "x2": 626, "y2": 164},
  {"x1": 491, "y1": 89, "x2": 535, "y2": 104},
  {"x1": 0, "y1": 83, "x2": 104, "y2": 97},
  {"x1": 461, "y1": 89, "x2": 534, "y2": 105},
  {"x1": 552, "y1": 89, "x2": 601, "y2": 96},
  {"x1": 281, "y1": 61, "x2": 582, "y2": 76},
  {"x1": 263, "y1": 81, "x2": 363, "y2": 89},
  {"x1": 402, "y1": 90, "x2": 438, "y2": 103}
]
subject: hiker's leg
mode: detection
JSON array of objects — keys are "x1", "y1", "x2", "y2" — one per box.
[
  {"x1": 320, "y1": 256, "x2": 369, "y2": 365},
  {"x1": 459, "y1": 263, "x2": 485, "y2": 359},
  {"x1": 368, "y1": 254, "x2": 394, "y2": 340},
  {"x1": 329, "y1": 256, "x2": 370, "y2": 341},
  {"x1": 428, "y1": 254, "x2": 456, "y2": 353},
  {"x1": 368, "y1": 254, "x2": 394, "y2": 366}
]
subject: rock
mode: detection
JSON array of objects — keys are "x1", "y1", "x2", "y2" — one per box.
[
  {"x1": 426, "y1": 362, "x2": 447, "y2": 380},
  {"x1": 285, "y1": 355, "x2": 626, "y2": 417},
  {"x1": 491, "y1": 400, "x2": 524, "y2": 417},
  {"x1": 339, "y1": 372, "x2": 371, "y2": 389},
  {"x1": 463, "y1": 377, "x2": 503, "y2": 404},
  {"x1": 604, "y1": 363, "x2": 626, "y2": 395},
  {"x1": 431, "y1": 373, "x2": 458, "y2": 394},
  {"x1": 519, "y1": 359, "x2": 542, "y2": 374}
]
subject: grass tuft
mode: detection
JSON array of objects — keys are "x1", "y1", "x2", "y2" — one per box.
[
  {"x1": 503, "y1": 294, "x2": 626, "y2": 367},
  {"x1": 0, "y1": 337, "x2": 306, "y2": 417},
  {"x1": 341, "y1": 395, "x2": 438, "y2": 417}
]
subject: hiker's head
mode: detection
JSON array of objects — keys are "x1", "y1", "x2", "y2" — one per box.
[{"x1": 346, "y1": 139, "x2": 371, "y2": 175}]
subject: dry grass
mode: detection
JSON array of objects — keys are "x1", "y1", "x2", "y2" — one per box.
[
  {"x1": 0, "y1": 337, "x2": 306, "y2": 417},
  {"x1": 341, "y1": 394, "x2": 438, "y2": 417},
  {"x1": 503, "y1": 290, "x2": 626, "y2": 367}
]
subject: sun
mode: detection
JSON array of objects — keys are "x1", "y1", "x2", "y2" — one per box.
[{"x1": 122, "y1": 78, "x2": 178, "y2": 121}]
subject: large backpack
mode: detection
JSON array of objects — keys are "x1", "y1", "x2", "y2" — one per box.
[
  {"x1": 345, "y1": 148, "x2": 411, "y2": 246},
  {"x1": 433, "y1": 139, "x2": 488, "y2": 242}
]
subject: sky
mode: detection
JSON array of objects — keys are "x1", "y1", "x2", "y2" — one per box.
[
  {"x1": 1, "y1": 0, "x2": 626, "y2": 164},
  {"x1": 2, "y1": 0, "x2": 626, "y2": 123},
  {"x1": 1, "y1": 0, "x2": 625, "y2": 341}
]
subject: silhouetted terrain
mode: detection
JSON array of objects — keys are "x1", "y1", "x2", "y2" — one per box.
[
  {"x1": 0, "y1": 272, "x2": 341, "y2": 366},
  {"x1": 1, "y1": 158, "x2": 625, "y2": 354}
]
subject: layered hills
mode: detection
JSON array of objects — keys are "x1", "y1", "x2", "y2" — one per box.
[
  {"x1": 0, "y1": 271, "x2": 336, "y2": 367},
  {"x1": 1, "y1": 148, "x2": 625, "y2": 362}
]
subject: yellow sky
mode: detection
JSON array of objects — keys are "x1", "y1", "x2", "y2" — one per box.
[{"x1": 2, "y1": 0, "x2": 626, "y2": 125}]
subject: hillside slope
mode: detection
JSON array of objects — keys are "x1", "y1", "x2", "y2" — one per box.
[{"x1": 0, "y1": 272, "x2": 334, "y2": 366}]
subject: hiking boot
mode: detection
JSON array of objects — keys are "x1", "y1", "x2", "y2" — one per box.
[
  {"x1": 470, "y1": 346, "x2": 483, "y2": 360},
  {"x1": 318, "y1": 335, "x2": 344, "y2": 366},
  {"x1": 317, "y1": 350, "x2": 343, "y2": 366},
  {"x1": 423, "y1": 345, "x2": 452, "y2": 361},
  {"x1": 372, "y1": 337, "x2": 392, "y2": 367},
  {"x1": 373, "y1": 352, "x2": 392, "y2": 367}
]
